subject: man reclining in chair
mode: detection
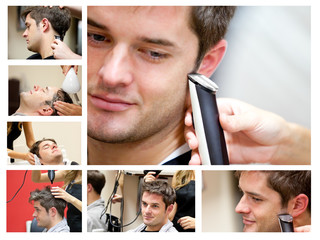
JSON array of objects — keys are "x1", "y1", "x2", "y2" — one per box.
[
  {"x1": 12, "y1": 85, "x2": 73, "y2": 116},
  {"x1": 29, "y1": 138, "x2": 79, "y2": 165}
]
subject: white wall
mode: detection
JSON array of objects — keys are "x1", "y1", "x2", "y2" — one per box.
[
  {"x1": 202, "y1": 171, "x2": 242, "y2": 232},
  {"x1": 213, "y1": 6, "x2": 311, "y2": 128}
]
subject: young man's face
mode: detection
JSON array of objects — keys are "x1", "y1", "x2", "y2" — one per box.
[
  {"x1": 20, "y1": 85, "x2": 59, "y2": 114},
  {"x1": 32, "y1": 201, "x2": 51, "y2": 228},
  {"x1": 23, "y1": 14, "x2": 42, "y2": 52},
  {"x1": 87, "y1": 6, "x2": 199, "y2": 143},
  {"x1": 235, "y1": 172, "x2": 286, "y2": 232},
  {"x1": 141, "y1": 191, "x2": 171, "y2": 231},
  {"x1": 38, "y1": 140, "x2": 63, "y2": 165}
]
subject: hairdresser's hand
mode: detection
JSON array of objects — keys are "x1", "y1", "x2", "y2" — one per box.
[
  {"x1": 185, "y1": 98, "x2": 311, "y2": 165},
  {"x1": 143, "y1": 172, "x2": 158, "y2": 182},
  {"x1": 112, "y1": 194, "x2": 123, "y2": 204},
  {"x1": 61, "y1": 65, "x2": 79, "y2": 75},
  {"x1": 24, "y1": 152, "x2": 35, "y2": 165},
  {"x1": 51, "y1": 186, "x2": 73, "y2": 202},
  {"x1": 294, "y1": 225, "x2": 311, "y2": 232},
  {"x1": 53, "y1": 101, "x2": 82, "y2": 116},
  {"x1": 177, "y1": 216, "x2": 195, "y2": 230},
  {"x1": 51, "y1": 39, "x2": 82, "y2": 59}
]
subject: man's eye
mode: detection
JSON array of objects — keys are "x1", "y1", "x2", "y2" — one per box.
[
  {"x1": 88, "y1": 33, "x2": 112, "y2": 46},
  {"x1": 250, "y1": 196, "x2": 262, "y2": 202},
  {"x1": 138, "y1": 49, "x2": 168, "y2": 63}
]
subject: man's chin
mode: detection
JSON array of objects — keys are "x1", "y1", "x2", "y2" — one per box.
[{"x1": 243, "y1": 224, "x2": 257, "y2": 232}]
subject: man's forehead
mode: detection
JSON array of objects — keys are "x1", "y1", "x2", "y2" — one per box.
[
  {"x1": 39, "y1": 140, "x2": 56, "y2": 148},
  {"x1": 88, "y1": 6, "x2": 192, "y2": 33},
  {"x1": 142, "y1": 192, "x2": 164, "y2": 203}
]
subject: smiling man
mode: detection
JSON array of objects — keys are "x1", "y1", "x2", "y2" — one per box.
[
  {"x1": 29, "y1": 186, "x2": 69, "y2": 232},
  {"x1": 129, "y1": 181, "x2": 177, "y2": 232},
  {"x1": 12, "y1": 85, "x2": 73, "y2": 116},
  {"x1": 29, "y1": 138, "x2": 79, "y2": 165},
  {"x1": 235, "y1": 171, "x2": 311, "y2": 232},
  {"x1": 87, "y1": 6, "x2": 235, "y2": 165}
]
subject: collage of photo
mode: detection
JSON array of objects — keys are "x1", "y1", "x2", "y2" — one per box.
[{"x1": 3, "y1": 2, "x2": 314, "y2": 240}]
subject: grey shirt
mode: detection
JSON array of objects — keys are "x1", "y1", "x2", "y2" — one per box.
[
  {"x1": 128, "y1": 220, "x2": 178, "y2": 232},
  {"x1": 43, "y1": 218, "x2": 70, "y2": 232},
  {"x1": 87, "y1": 198, "x2": 108, "y2": 232}
]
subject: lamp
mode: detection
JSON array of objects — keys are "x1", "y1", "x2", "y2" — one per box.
[{"x1": 62, "y1": 67, "x2": 81, "y2": 106}]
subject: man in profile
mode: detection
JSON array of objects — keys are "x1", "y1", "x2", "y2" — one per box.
[
  {"x1": 29, "y1": 186, "x2": 70, "y2": 232},
  {"x1": 29, "y1": 138, "x2": 79, "y2": 165},
  {"x1": 235, "y1": 171, "x2": 311, "y2": 232},
  {"x1": 87, "y1": 170, "x2": 108, "y2": 232},
  {"x1": 129, "y1": 181, "x2": 177, "y2": 232},
  {"x1": 21, "y1": 6, "x2": 78, "y2": 59},
  {"x1": 12, "y1": 85, "x2": 73, "y2": 116}
]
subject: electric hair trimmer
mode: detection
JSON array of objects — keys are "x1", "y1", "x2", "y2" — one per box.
[
  {"x1": 188, "y1": 73, "x2": 229, "y2": 165},
  {"x1": 278, "y1": 214, "x2": 294, "y2": 232}
]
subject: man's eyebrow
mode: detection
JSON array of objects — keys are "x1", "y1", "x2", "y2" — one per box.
[
  {"x1": 88, "y1": 18, "x2": 109, "y2": 30},
  {"x1": 139, "y1": 37, "x2": 176, "y2": 48}
]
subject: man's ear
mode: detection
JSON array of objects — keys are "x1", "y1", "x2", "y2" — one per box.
[
  {"x1": 49, "y1": 207, "x2": 57, "y2": 217},
  {"x1": 197, "y1": 39, "x2": 227, "y2": 78},
  {"x1": 166, "y1": 204, "x2": 174, "y2": 215},
  {"x1": 87, "y1": 183, "x2": 93, "y2": 193},
  {"x1": 40, "y1": 18, "x2": 50, "y2": 32},
  {"x1": 288, "y1": 194, "x2": 309, "y2": 218},
  {"x1": 38, "y1": 106, "x2": 53, "y2": 116}
]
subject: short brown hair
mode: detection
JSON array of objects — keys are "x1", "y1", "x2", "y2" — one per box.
[
  {"x1": 235, "y1": 171, "x2": 311, "y2": 212},
  {"x1": 87, "y1": 170, "x2": 106, "y2": 195},
  {"x1": 45, "y1": 89, "x2": 73, "y2": 116},
  {"x1": 142, "y1": 180, "x2": 176, "y2": 209},
  {"x1": 21, "y1": 6, "x2": 71, "y2": 40},
  {"x1": 29, "y1": 186, "x2": 66, "y2": 217},
  {"x1": 29, "y1": 138, "x2": 57, "y2": 158},
  {"x1": 190, "y1": 7, "x2": 236, "y2": 69}
]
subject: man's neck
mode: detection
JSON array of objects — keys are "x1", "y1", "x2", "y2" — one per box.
[
  {"x1": 38, "y1": 35, "x2": 55, "y2": 59},
  {"x1": 293, "y1": 211, "x2": 311, "y2": 228},
  {"x1": 145, "y1": 219, "x2": 168, "y2": 232},
  {"x1": 46, "y1": 216, "x2": 63, "y2": 230},
  {"x1": 15, "y1": 107, "x2": 37, "y2": 116},
  {"x1": 87, "y1": 192, "x2": 101, "y2": 206},
  {"x1": 88, "y1": 121, "x2": 186, "y2": 165}
]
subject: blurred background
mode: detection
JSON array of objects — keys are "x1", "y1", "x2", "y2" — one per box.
[{"x1": 213, "y1": 6, "x2": 310, "y2": 128}]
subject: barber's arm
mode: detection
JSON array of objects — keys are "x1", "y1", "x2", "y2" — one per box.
[
  {"x1": 51, "y1": 40, "x2": 82, "y2": 59},
  {"x1": 53, "y1": 101, "x2": 82, "y2": 116},
  {"x1": 185, "y1": 98, "x2": 311, "y2": 165},
  {"x1": 51, "y1": 186, "x2": 82, "y2": 212},
  {"x1": 7, "y1": 150, "x2": 35, "y2": 164}
]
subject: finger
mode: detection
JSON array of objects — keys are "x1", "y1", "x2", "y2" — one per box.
[
  {"x1": 184, "y1": 107, "x2": 193, "y2": 127},
  {"x1": 185, "y1": 127, "x2": 198, "y2": 150},
  {"x1": 188, "y1": 150, "x2": 201, "y2": 165}
]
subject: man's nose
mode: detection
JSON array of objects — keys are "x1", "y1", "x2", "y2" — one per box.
[
  {"x1": 32, "y1": 211, "x2": 37, "y2": 217},
  {"x1": 98, "y1": 45, "x2": 133, "y2": 88},
  {"x1": 22, "y1": 29, "x2": 28, "y2": 38},
  {"x1": 235, "y1": 196, "x2": 250, "y2": 214},
  {"x1": 33, "y1": 85, "x2": 40, "y2": 91}
]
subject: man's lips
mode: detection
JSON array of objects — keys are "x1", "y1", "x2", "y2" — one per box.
[
  {"x1": 242, "y1": 217, "x2": 255, "y2": 225},
  {"x1": 89, "y1": 94, "x2": 135, "y2": 112}
]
